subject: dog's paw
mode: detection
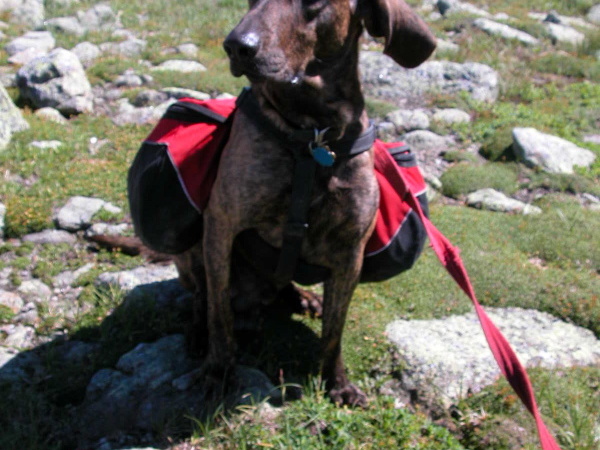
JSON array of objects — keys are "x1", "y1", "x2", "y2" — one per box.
[
  {"x1": 277, "y1": 284, "x2": 323, "y2": 317},
  {"x1": 329, "y1": 383, "x2": 368, "y2": 408}
]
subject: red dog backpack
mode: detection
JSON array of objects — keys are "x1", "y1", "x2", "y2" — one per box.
[{"x1": 127, "y1": 95, "x2": 429, "y2": 283}]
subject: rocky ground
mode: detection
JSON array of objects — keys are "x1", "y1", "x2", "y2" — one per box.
[{"x1": 0, "y1": 1, "x2": 599, "y2": 449}]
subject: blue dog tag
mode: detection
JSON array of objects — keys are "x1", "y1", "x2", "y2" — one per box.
[{"x1": 311, "y1": 145, "x2": 336, "y2": 167}]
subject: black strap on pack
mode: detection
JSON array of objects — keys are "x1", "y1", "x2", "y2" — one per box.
[{"x1": 236, "y1": 88, "x2": 376, "y2": 284}]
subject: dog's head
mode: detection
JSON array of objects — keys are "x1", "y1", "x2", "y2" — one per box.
[{"x1": 223, "y1": 0, "x2": 436, "y2": 87}]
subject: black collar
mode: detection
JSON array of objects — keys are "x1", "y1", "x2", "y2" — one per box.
[{"x1": 235, "y1": 87, "x2": 376, "y2": 164}]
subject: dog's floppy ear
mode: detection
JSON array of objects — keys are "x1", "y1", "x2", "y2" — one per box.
[{"x1": 361, "y1": 0, "x2": 436, "y2": 68}]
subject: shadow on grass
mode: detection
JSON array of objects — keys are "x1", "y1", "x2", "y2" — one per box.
[{"x1": 0, "y1": 278, "x2": 321, "y2": 450}]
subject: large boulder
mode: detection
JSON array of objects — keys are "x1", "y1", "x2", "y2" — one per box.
[
  {"x1": 16, "y1": 48, "x2": 93, "y2": 115},
  {"x1": 0, "y1": 84, "x2": 29, "y2": 151},
  {"x1": 360, "y1": 51, "x2": 499, "y2": 106},
  {"x1": 0, "y1": 0, "x2": 44, "y2": 27},
  {"x1": 512, "y1": 127, "x2": 596, "y2": 174}
]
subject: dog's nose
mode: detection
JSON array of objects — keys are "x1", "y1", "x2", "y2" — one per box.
[{"x1": 223, "y1": 30, "x2": 260, "y2": 61}]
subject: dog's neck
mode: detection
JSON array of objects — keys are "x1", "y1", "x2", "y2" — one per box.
[{"x1": 251, "y1": 42, "x2": 368, "y2": 142}]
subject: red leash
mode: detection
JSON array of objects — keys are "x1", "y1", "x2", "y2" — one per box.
[{"x1": 376, "y1": 148, "x2": 562, "y2": 450}]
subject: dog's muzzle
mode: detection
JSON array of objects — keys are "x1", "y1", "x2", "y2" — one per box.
[{"x1": 223, "y1": 29, "x2": 260, "y2": 77}]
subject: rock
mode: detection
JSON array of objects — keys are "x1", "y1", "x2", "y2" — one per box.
[
  {"x1": 588, "y1": 4, "x2": 600, "y2": 25},
  {"x1": 151, "y1": 60, "x2": 207, "y2": 73},
  {"x1": 386, "y1": 307, "x2": 600, "y2": 406},
  {"x1": 95, "y1": 265, "x2": 179, "y2": 293},
  {"x1": 54, "y1": 263, "x2": 95, "y2": 289},
  {"x1": 0, "y1": 345, "x2": 43, "y2": 384},
  {"x1": 29, "y1": 140, "x2": 62, "y2": 149},
  {"x1": 2, "y1": 324, "x2": 35, "y2": 348},
  {"x1": 0, "y1": 114, "x2": 10, "y2": 151},
  {"x1": 0, "y1": 0, "x2": 45, "y2": 27},
  {"x1": 545, "y1": 22, "x2": 585, "y2": 46},
  {"x1": 76, "y1": 334, "x2": 278, "y2": 443},
  {"x1": 71, "y1": 41, "x2": 102, "y2": 68},
  {"x1": 385, "y1": 109, "x2": 430, "y2": 132},
  {"x1": 45, "y1": 16, "x2": 85, "y2": 36},
  {"x1": 23, "y1": 229, "x2": 77, "y2": 245},
  {"x1": 0, "y1": 69, "x2": 16, "y2": 88},
  {"x1": 437, "y1": 0, "x2": 490, "y2": 17},
  {"x1": 54, "y1": 196, "x2": 120, "y2": 231},
  {"x1": 34, "y1": 106, "x2": 68, "y2": 124},
  {"x1": 112, "y1": 98, "x2": 175, "y2": 126},
  {"x1": 85, "y1": 222, "x2": 129, "y2": 237},
  {"x1": 1, "y1": 83, "x2": 30, "y2": 134},
  {"x1": 401, "y1": 130, "x2": 453, "y2": 177},
  {"x1": 0, "y1": 202, "x2": 5, "y2": 236},
  {"x1": 466, "y1": 189, "x2": 542, "y2": 215},
  {"x1": 16, "y1": 48, "x2": 93, "y2": 115},
  {"x1": 473, "y1": 18, "x2": 540, "y2": 46},
  {"x1": 4, "y1": 30, "x2": 55, "y2": 57},
  {"x1": 0, "y1": 289, "x2": 24, "y2": 312},
  {"x1": 17, "y1": 279, "x2": 52, "y2": 303},
  {"x1": 100, "y1": 38, "x2": 147, "y2": 58},
  {"x1": 160, "y1": 86, "x2": 211, "y2": 101},
  {"x1": 114, "y1": 69, "x2": 152, "y2": 88},
  {"x1": 435, "y1": 39, "x2": 460, "y2": 54},
  {"x1": 360, "y1": 51, "x2": 499, "y2": 106},
  {"x1": 131, "y1": 89, "x2": 169, "y2": 107},
  {"x1": 583, "y1": 134, "x2": 600, "y2": 145},
  {"x1": 175, "y1": 43, "x2": 199, "y2": 57},
  {"x1": 432, "y1": 108, "x2": 471, "y2": 124},
  {"x1": 13, "y1": 301, "x2": 38, "y2": 324},
  {"x1": 77, "y1": 2, "x2": 121, "y2": 32},
  {"x1": 512, "y1": 127, "x2": 596, "y2": 174}
]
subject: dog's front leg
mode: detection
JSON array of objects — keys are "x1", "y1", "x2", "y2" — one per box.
[
  {"x1": 321, "y1": 253, "x2": 367, "y2": 407},
  {"x1": 201, "y1": 213, "x2": 237, "y2": 382}
]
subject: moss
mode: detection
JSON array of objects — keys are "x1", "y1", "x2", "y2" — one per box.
[{"x1": 440, "y1": 162, "x2": 520, "y2": 198}]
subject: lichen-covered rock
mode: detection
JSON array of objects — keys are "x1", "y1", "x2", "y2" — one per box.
[{"x1": 16, "y1": 48, "x2": 93, "y2": 115}]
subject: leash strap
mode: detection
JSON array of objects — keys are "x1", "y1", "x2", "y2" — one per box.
[{"x1": 375, "y1": 149, "x2": 561, "y2": 450}]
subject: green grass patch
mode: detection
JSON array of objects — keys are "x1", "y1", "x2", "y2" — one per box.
[{"x1": 440, "y1": 162, "x2": 520, "y2": 198}]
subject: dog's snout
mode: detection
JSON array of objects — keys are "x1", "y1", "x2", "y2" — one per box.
[{"x1": 223, "y1": 30, "x2": 260, "y2": 62}]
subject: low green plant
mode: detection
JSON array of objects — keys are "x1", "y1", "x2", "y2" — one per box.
[{"x1": 440, "y1": 162, "x2": 520, "y2": 198}]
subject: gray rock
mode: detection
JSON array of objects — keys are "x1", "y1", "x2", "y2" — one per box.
[
  {"x1": 114, "y1": 69, "x2": 152, "y2": 88},
  {"x1": 132, "y1": 89, "x2": 169, "y2": 107},
  {"x1": 386, "y1": 307, "x2": 600, "y2": 405},
  {"x1": 0, "y1": 202, "x2": 4, "y2": 236},
  {"x1": 16, "y1": 48, "x2": 93, "y2": 115},
  {"x1": 175, "y1": 43, "x2": 199, "y2": 57},
  {"x1": 0, "y1": 0, "x2": 44, "y2": 27},
  {"x1": 95, "y1": 264, "x2": 179, "y2": 293},
  {"x1": 583, "y1": 134, "x2": 600, "y2": 145},
  {"x1": 466, "y1": 188, "x2": 542, "y2": 215},
  {"x1": 54, "y1": 196, "x2": 119, "y2": 231},
  {"x1": 434, "y1": 39, "x2": 460, "y2": 54},
  {"x1": 13, "y1": 301, "x2": 38, "y2": 324},
  {"x1": 545, "y1": 22, "x2": 585, "y2": 45},
  {"x1": 0, "y1": 289, "x2": 23, "y2": 312},
  {"x1": 34, "y1": 106, "x2": 68, "y2": 124},
  {"x1": 2, "y1": 324, "x2": 35, "y2": 348},
  {"x1": 0, "y1": 69, "x2": 16, "y2": 88},
  {"x1": 29, "y1": 140, "x2": 62, "y2": 149},
  {"x1": 160, "y1": 86, "x2": 210, "y2": 101},
  {"x1": 23, "y1": 229, "x2": 77, "y2": 244},
  {"x1": 77, "y1": 2, "x2": 121, "y2": 32},
  {"x1": 432, "y1": 108, "x2": 471, "y2": 124},
  {"x1": 360, "y1": 51, "x2": 499, "y2": 105},
  {"x1": 512, "y1": 127, "x2": 596, "y2": 174},
  {"x1": 437, "y1": 0, "x2": 490, "y2": 17},
  {"x1": 401, "y1": 130, "x2": 453, "y2": 177},
  {"x1": 385, "y1": 109, "x2": 430, "y2": 132},
  {"x1": 588, "y1": 4, "x2": 600, "y2": 25},
  {"x1": 77, "y1": 334, "x2": 278, "y2": 442},
  {"x1": 45, "y1": 16, "x2": 85, "y2": 36},
  {"x1": 0, "y1": 345, "x2": 43, "y2": 383},
  {"x1": 151, "y1": 60, "x2": 207, "y2": 73},
  {"x1": 17, "y1": 279, "x2": 52, "y2": 303},
  {"x1": 100, "y1": 38, "x2": 147, "y2": 58},
  {"x1": 0, "y1": 115, "x2": 10, "y2": 151},
  {"x1": 71, "y1": 41, "x2": 102, "y2": 68},
  {"x1": 1, "y1": 83, "x2": 30, "y2": 134},
  {"x1": 112, "y1": 98, "x2": 176, "y2": 126},
  {"x1": 85, "y1": 222, "x2": 129, "y2": 237},
  {"x1": 473, "y1": 18, "x2": 540, "y2": 46},
  {"x1": 4, "y1": 30, "x2": 55, "y2": 56},
  {"x1": 54, "y1": 263, "x2": 95, "y2": 288}
]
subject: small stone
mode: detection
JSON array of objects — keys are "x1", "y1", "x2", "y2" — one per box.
[
  {"x1": 386, "y1": 109, "x2": 430, "y2": 132},
  {"x1": 29, "y1": 140, "x2": 62, "y2": 149},
  {"x1": 432, "y1": 108, "x2": 471, "y2": 124},
  {"x1": 34, "y1": 107, "x2": 68, "y2": 124},
  {"x1": 466, "y1": 188, "x2": 543, "y2": 215},
  {"x1": 23, "y1": 229, "x2": 77, "y2": 245},
  {"x1": 0, "y1": 289, "x2": 24, "y2": 312},
  {"x1": 151, "y1": 60, "x2": 207, "y2": 73}
]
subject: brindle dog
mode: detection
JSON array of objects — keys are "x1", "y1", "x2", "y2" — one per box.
[{"x1": 173, "y1": 0, "x2": 436, "y2": 407}]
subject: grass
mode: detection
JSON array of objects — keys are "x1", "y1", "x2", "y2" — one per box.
[{"x1": 0, "y1": 0, "x2": 599, "y2": 448}]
